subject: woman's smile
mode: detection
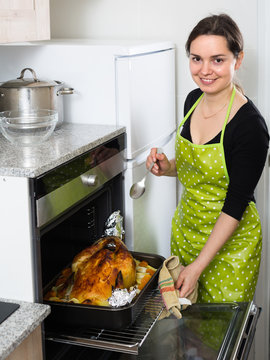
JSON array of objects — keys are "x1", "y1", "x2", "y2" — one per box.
[
  {"x1": 200, "y1": 78, "x2": 217, "y2": 85},
  {"x1": 189, "y1": 34, "x2": 242, "y2": 94}
]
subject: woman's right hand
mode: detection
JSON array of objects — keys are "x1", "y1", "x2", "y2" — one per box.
[{"x1": 146, "y1": 148, "x2": 176, "y2": 177}]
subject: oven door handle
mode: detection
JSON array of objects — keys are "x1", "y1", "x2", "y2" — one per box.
[
  {"x1": 81, "y1": 174, "x2": 98, "y2": 187},
  {"x1": 232, "y1": 303, "x2": 261, "y2": 360}
]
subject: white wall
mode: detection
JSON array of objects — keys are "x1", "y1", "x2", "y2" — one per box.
[
  {"x1": 50, "y1": 1, "x2": 267, "y2": 359},
  {"x1": 50, "y1": 0, "x2": 259, "y2": 119}
]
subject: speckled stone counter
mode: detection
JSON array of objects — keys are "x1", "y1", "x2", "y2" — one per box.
[
  {"x1": 0, "y1": 298, "x2": 50, "y2": 360},
  {"x1": 0, "y1": 123, "x2": 125, "y2": 178}
]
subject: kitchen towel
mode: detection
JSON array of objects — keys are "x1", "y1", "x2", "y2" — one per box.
[{"x1": 158, "y1": 255, "x2": 198, "y2": 319}]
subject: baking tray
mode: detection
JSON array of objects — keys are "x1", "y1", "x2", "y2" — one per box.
[{"x1": 44, "y1": 251, "x2": 165, "y2": 331}]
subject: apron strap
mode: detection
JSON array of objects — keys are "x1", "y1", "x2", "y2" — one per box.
[
  {"x1": 179, "y1": 93, "x2": 204, "y2": 128},
  {"x1": 220, "y1": 87, "x2": 236, "y2": 144}
]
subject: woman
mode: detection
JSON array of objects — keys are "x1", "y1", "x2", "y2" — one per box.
[{"x1": 148, "y1": 14, "x2": 269, "y2": 303}]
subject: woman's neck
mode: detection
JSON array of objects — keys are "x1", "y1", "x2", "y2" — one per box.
[
  {"x1": 203, "y1": 84, "x2": 234, "y2": 108},
  {"x1": 199, "y1": 85, "x2": 233, "y2": 120}
]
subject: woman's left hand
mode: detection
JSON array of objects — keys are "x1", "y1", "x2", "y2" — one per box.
[{"x1": 175, "y1": 262, "x2": 201, "y2": 298}]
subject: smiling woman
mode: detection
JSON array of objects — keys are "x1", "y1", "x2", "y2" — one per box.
[
  {"x1": 188, "y1": 35, "x2": 243, "y2": 95},
  {"x1": 186, "y1": 33, "x2": 247, "y2": 146},
  {"x1": 147, "y1": 13, "x2": 269, "y2": 304}
]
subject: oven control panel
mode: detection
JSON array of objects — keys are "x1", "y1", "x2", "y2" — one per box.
[{"x1": 33, "y1": 134, "x2": 126, "y2": 228}]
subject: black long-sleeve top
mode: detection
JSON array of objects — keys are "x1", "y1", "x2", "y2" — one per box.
[{"x1": 181, "y1": 88, "x2": 269, "y2": 221}]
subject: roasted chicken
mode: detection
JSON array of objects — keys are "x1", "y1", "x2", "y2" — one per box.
[{"x1": 45, "y1": 236, "x2": 137, "y2": 306}]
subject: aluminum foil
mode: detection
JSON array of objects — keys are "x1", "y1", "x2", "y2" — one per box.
[
  {"x1": 104, "y1": 210, "x2": 125, "y2": 239},
  {"x1": 104, "y1": 211, "x2": 136, "y2": 307},
  {"x1": 108, "y1": 288, "x2": 137, "y2": 307}
]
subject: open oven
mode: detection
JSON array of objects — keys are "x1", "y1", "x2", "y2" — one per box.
[
  {"x1": 28, "y1": 132, "x2": 261, "y2": 360},
  {"x1": 29, "y1": 133, "x2": 164, "y2": 359},
  {"x1": 31, "y1": 133, "x2": 126, "y2": 301}
]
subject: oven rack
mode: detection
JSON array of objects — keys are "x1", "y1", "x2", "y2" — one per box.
[{"x1": 46, "y1": 289, "x2": 165, "y2": 355}]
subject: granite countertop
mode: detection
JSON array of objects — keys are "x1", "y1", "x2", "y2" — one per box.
[
  {"x1": 0, "y1": 123, "x2": 125, "y2": 178},
  {"x1": 0, "y1": 298, "x2": 50, "y2": 360}
]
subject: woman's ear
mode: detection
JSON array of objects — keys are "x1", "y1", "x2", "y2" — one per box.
[{"x1": 235, "y1": 51, "x2": 244, "y2": 70}]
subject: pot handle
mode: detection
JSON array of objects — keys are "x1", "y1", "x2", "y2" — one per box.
[
  {"x1": 17, "y1": 68, "x2": 39, "y2": 82},
  {"x1": 57, "y1": 87, "x2": 74, "y2": 96}
]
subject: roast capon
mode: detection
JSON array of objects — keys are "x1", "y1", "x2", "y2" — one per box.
[{"x1": 45, "y1": 236, "x2": 154, "y2": 306}]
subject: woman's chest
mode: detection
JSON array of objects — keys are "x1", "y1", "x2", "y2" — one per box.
[{"x1": 189, "y1": 108, "x2": 228, "y2": 145}]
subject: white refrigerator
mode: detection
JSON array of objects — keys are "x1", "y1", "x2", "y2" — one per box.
[{"x1": 0, "y1": 40, "x2": 177, "y2": 258}]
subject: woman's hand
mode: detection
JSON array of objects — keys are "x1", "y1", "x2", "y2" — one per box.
[
  {"x1": 175, "y1": 262, "x2": 201, "y2": 298},
  {"x1": 146, "y1": 148, "x2": 177, "y2": 177}
]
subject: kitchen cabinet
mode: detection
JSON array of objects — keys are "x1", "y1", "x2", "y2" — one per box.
[
  {"x1": 0, "y1": 298, "x2": 50, "y2": 360},
  {"x1": 6, "y1": 325, "x2": 43, "y2": 360},
  {"x1": 0, "y1": 0, "x2": 50, "y2": 43}
]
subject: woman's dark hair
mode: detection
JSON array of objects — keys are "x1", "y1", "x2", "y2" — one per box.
[{"x1": 185, "y1": 14, "x2": 244, "y2": 58}]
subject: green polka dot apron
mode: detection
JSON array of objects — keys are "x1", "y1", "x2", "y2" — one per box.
[{"x1": 171, "y1": 88, "x2": 262, "y2": 303}]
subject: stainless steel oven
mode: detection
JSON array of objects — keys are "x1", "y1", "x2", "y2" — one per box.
[
  {"x1": 29, "y1": 133, "x2": 132, "y2": 357},
  {"x1": 31, "y1": 134, "x2": 125, "y2": 300}
]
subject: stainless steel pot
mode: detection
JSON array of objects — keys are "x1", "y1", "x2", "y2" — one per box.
[{"x1": 0, "y1": 68, "x2": 74, "y2": 128}]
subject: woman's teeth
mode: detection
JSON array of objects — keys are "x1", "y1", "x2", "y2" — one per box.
[{"x1": 201, "y1": 78, "x2": 215, "y2": 84}]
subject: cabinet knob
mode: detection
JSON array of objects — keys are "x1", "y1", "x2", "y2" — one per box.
[{"x1": 81, "y1": 174, "x2": 98, "y2": 187}]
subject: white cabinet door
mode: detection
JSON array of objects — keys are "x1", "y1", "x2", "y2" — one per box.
[
  {"x1": 0, "y1": 176, "x2": 34, "y2": 302},
  {"x1": 0, "y1": 0, "x2": 50, "y2": 43}
]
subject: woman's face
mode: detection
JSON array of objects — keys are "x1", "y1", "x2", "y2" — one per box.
[{"x1": 189, "y1": 35, "x2": 243, "y2": 94}]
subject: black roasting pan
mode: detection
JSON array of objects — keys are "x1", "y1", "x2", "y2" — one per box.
[{"x1": 44, "y1": 252, "x2": 165, "y2": 331}]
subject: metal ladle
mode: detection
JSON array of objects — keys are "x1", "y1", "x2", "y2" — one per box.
[{"x1": 129, "y1": 148, "x2": 162, "y2": 199}]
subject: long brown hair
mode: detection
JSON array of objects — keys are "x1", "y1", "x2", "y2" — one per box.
[{"x1": 185, "y1": 14, "x2": 244, "y2": 93}]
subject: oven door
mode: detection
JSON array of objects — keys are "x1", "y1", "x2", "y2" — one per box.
[{"x1": 44, "y1": 301, "x2": 260, "y2": 360}]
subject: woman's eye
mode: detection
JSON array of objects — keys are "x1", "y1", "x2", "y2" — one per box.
[
  {"x1": 191, "y1": 56, "x2": 201, "y2": 62},
  {"x1": 214, "y1": 58, "x2": 223, "y2": 64}
]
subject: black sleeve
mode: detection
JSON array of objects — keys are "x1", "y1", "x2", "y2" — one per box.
[{"x1": 222, "y1": 103, "x2": 269, "y2": 220}]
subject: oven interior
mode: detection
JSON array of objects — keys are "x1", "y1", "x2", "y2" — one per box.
[{"x1": 39, "y1": 173, "x2": 123, "y2": 289}]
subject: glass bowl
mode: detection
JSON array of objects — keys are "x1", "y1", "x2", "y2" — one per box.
[{"x1": 0, "y1": 109, "x2": 58, "y2": 146}]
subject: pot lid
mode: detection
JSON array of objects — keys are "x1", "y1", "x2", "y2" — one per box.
[{"x1": 0, "y1": 68, "x2": 61, "y2": 88}]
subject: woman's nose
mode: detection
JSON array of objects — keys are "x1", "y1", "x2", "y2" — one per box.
[{"x1": 200, "y1": 61, "x2": 212, "y2": 75}]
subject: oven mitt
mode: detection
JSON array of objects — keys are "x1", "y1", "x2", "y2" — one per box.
[{"x1": 158, "y1": 255, "x2": 198, "y2": 320}]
